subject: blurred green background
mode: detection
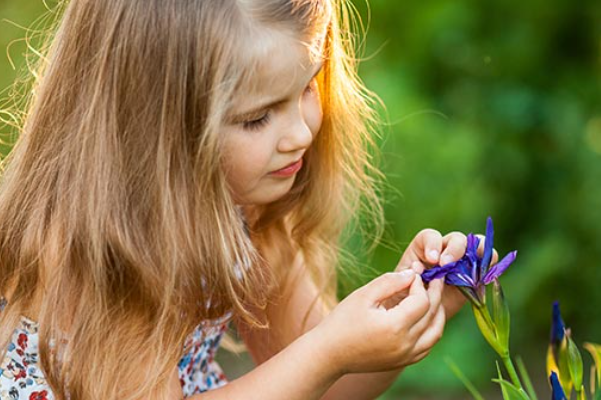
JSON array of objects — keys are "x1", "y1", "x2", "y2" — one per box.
[{"x1": 1, "y1": 0, "x2": 600, "y2": 399}]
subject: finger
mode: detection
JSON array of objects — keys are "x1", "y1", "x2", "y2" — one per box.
[
  {"x1": 379, "y1": 289, "x2": 410, "y2": 310},
  {"x1": 410, "y1": 260, "x2": 425, "y2": 274},
  {"x1": 409, "y1": 273, "x2": 428, "y2": 297},
  {"x1": 475, "y1": 234, "x2": 499, "y2": 265},
  {"x1": 408, "y1": 278, "x2": 443, "y2": 336},
  {"x1": 398, "y1": 229, "x2": 444, "y2": 270},
  {"x1": 390, "y1": 275, "x2": 430, "y2": 324},
  {"x1": 440, "y1": 232, "x2": 467, "y2": 265},
  {"x1": 360, "y1": 270, "x2": 416, "y2": 304},
  {"x1": 380, "y1": 267, "x2": 416, "y2": 309},
  {"x1": 394, "y1": 259, "x2": 413, "y2": 273},
  {"x1": 408, "y1": 348, "x2": 431, "y2": 365},
  {"x1": 390, "y1": 261, "x2": 426, "y2": 310},
  {"x1": 412, "y1": 306, "x2": 446, "y2": 356},
  {"x1": 414, "y1": 229, "x2": 444, "y2": 265},
  {"x1": 441, "y1": 286, "x2": 467, "y2": 321},
  {"x1": 427, "y1": 278, "x2": 444, "y2": 310}
]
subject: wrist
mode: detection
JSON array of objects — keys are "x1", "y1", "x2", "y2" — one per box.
[{"x1": 302, "y1": 324, "x2": 346, "y2": 382}]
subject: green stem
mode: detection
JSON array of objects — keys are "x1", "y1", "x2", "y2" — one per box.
[
  {"x1": 576, "y1": 388, "x2": 587, "y2": 400},
  {"x1": 501, "y1": 354, "x2": 524, "y2": 392},
  {"x1": 470, "y1": 296, "x2": 528, "y2": 396}
]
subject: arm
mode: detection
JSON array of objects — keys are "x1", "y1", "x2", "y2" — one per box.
[
  {"x1": 162, "y1": 266, "x2": 439, "y2": 400},
  {"x1": 236, "y1": 252, "x2": 404, "y2": 400},
  {"x1": 238, "y1": 249, "x2": 450, "y2": 400},
  {"x1": 238, "y1": 230, "x2": 474, "y2": 400},
  {"x1": 167, "y1": 227, "x2": 472, "y2": 400},
  {"x1": 187, "y1": 327, "x2": 343, "y2": 400},
  {"x1": 172, "y1": 270, "x2": 432, "y2": 400}
]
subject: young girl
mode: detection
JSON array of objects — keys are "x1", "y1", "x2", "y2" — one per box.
[{"x1": 0, "y1": 0, "x2": 474, "y2": 399}]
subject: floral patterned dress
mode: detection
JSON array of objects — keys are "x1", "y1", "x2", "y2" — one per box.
[{"x1": 0, "y1": 298, "x2": 230, "y2": 399}]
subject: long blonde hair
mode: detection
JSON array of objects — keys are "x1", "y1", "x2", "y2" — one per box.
[{"x1": 0, "y1": 0, "x2": 383, "y2": 398}]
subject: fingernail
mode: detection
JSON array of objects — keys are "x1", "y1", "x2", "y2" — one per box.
[
  {"x1": 428, "y1": 249, "x2": 439, "y2": 261},
  {"x1": 398, "y1": 269, "x2": 414, "y2": 277}
]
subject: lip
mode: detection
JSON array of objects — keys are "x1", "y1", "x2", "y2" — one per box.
[{"x1": 269, "y1": 158, "x2": 303, "y2": 177}]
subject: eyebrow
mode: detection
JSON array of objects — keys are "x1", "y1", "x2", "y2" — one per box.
[{"x1": 229, "y1": 61, "x2": 324, "y2": 123}]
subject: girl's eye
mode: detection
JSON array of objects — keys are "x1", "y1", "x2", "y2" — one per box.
[{"x1": 242, "y1": 112, "x2": 271, "y2": 132}]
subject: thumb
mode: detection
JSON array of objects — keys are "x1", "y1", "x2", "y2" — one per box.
[{"x1": 362, "y1": 270, "x2": 416, "y2": 304}]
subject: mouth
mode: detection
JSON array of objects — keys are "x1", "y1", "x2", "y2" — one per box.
[{"x1": 269, "y1": 158, "x2": 304, "y2": 177}]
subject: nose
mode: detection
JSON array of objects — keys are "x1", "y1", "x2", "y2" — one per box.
[{"x1": 277, "y1": 115, "x2": 314, "y2": 153}]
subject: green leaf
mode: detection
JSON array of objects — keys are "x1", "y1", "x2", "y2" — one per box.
[
  {"x1": 492, "y1": 280, "x2": 511, "y2": 353},
  {"x1": 473, "y1": 304, "x2": 504, "y2": 356},
  {"x1": 516, "y1": 356, "x2": 539, "y2": 400},
  {"x1": 584, "y1": 343, "x2": 601, "y2": 390},
  {"x1": 445, "y1": 357, "x2": 485, "y2": 400},
  {"x1": 495, "y1": 362, "x2": 531, "y2": 400},
  {"x1": 557, "y1": 338, "x2": 574, "y2": 396},
  {"x1": 567, "y1": 336, "x2": 584, "y2": 391},
  {"x1": 493, "y1": 378, "x2": 531, "y2": 400}
]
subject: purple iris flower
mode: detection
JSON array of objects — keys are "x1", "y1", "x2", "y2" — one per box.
[{"x1": 421, "y1": 217, "x2": 517, "y2": 306}]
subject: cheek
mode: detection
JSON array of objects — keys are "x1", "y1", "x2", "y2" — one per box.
[
  {"x1": 222, "y1": 137, "x2": 272, "y2": 185},
  {"x1": 305, "y1": 92, "x2": 324, "y2": 135}
]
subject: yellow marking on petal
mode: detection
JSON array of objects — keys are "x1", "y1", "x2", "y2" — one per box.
[{"x1": 547, "y1": 345, "x2": 560, "y2": 379}]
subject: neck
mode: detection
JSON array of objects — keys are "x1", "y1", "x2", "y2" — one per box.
[{"x1": 239, "y1": 205, "x2": 261, "y2": 227}]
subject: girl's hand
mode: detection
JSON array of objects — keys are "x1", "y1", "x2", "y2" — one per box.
[
  {"x1": 395, "y1": 229, "x2": 498, "y2": 320},
  {"x1": 312, "y1": 270, "x2": 445, "y2": 375}
]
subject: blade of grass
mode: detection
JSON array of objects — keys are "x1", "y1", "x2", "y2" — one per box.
[
  {"x1": 445, "y1": 357, "x2": 485, "y2": 400},
  {"x1": 516, "y1": 356, "x2": 539, "y2": 400}
]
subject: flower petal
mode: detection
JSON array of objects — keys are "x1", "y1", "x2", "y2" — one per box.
[
  {"x1": 550, "y1": 301, "x2": 566, "y2": 345},
  {"x1": 421, "y1": 261, "x2": 459, "y2": 283},
  {"x1": 481, "y1": 217, "x2": 494, "y2": 273},
  {"x1": 466, "y1": 233, "x2": 481, "y2": 281},
  {"x1": 454, "y1": 257, "x2": 472, "y2": 276},
  {"x1": 445, "y1": 270, "x2": 476, "y2": 287},
  {"x1": 549, "y1": 372, "x2": 567, "y2": 400},
  {"x1": 466, "y1": 233, "x2": 480, "y2": 256},
  {"x1": 457, "y1": 286, "x2": 484, "y2": 307},
  {"x1": 482, "y1": 250, "x2": 517, "y2": 284}
]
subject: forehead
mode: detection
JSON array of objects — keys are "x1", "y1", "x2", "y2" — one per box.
[{"x1": 232, "y1": 27, "x2": 326, "y2": 104}]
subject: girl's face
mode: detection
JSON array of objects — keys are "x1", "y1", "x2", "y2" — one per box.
[{"x1": 221, "y1": 30, "x2": 326, "y2": 205}]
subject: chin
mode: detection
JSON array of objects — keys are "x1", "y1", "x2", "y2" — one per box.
[
  {"x1": 241, "y1": 180, "x2": 296, "y2": 205},
  {"x1": 253, "y1": 191, "x2": 289, "y2": 205}
]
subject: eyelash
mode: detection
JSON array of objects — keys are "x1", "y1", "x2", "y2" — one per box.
[
  {"x1": 241, "y1": 80, "x2": 317, "y2": 132},
  {"x1": 243, "y1": 112, "x2": 271, "y2": 132}
]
